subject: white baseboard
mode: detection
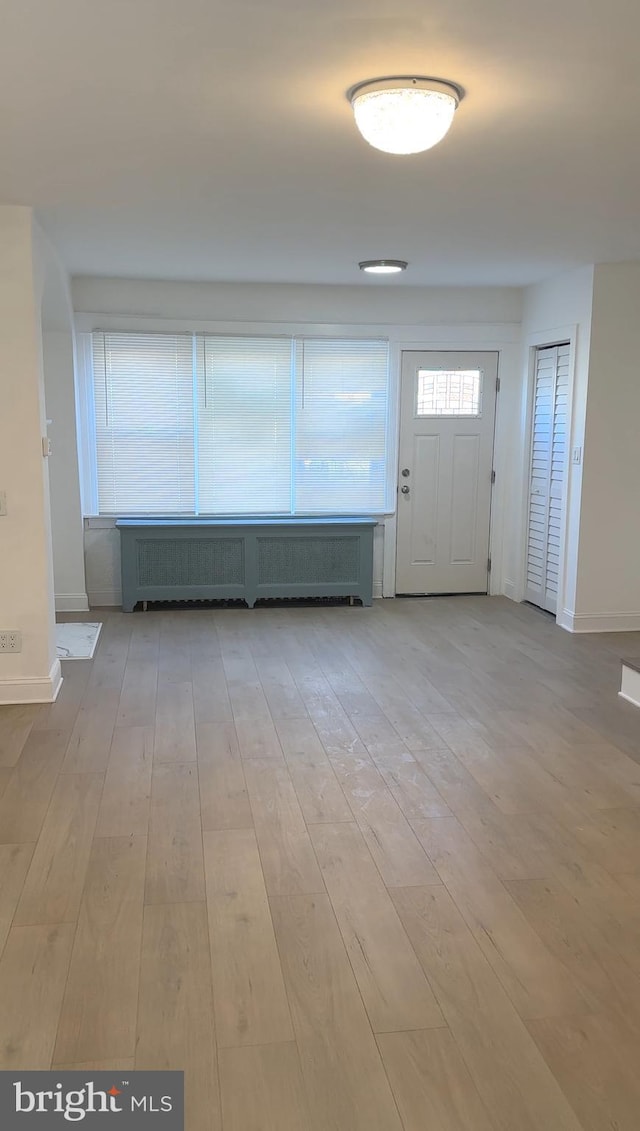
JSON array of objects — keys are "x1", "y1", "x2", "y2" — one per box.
[
  {"x1": 0, "y1": 658, "x2": 63, "y2": 704},
  {"x1": 556, "y1": 607, "x2": 575, "y2": 632},
  {"x1": 87, "y1": 588, "x2": 121, "y2": 608},
  {"x1": 55, "y1": 593, "x2": 90, "y2": 613},
  {"x1": 620, "y1": 664, "x2": 640, "y2": 709},
  {"x1": 559, "y1": 609, "x2": 640, "y2": 633},
  {"x1": 502, "y1": 578, "x2": 517, "y2": 601}
]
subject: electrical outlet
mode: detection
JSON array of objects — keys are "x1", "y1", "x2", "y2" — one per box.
[{"x1": 0, "y1": 631, "x2": 22, "y2": 653}]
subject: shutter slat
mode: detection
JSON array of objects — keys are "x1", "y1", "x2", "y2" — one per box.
[{"x1": 526, "y1": 341, "x2": 571, "y2": 614}]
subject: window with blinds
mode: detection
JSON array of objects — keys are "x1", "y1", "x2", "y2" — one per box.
[
  {"x1": 294, "y1": 339, "x2": 388, "y2": 513},
  {"x1": 92, "y1": 332, "x2": 195, "y2": 514},
  {"x1": 90, "y1": 331, "x2": 390, "y2": 516}
]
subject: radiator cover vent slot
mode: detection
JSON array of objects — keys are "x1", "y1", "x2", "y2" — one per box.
[
  {"x1": 137, "y1": 538, "x2": 243, "y2": 587},
  {"x1": 257, "y1": 536, "x2": 359, "y2": 585}
]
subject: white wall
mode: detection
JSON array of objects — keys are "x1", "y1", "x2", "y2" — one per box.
[
  {"x1": 72, "y1": 276, "x2": 523, "y2": 327},
  {"x1": 573, "y1": 262, "x2": 640, "y2": 628},
  {"x1": 83, "y1": 518, "x2": 122, "y2": 608},
  {"x1": 519, "y1": 266, "x2": 595, "y2": 622},
  {"x1": 42, "y1": 331, "x2": 88, "y2": 611},
  {"x1": 0, "y1": 206, "x2": 61, "y2": 702},
  {"x1": 73, "y1": 276, "x2": 523, "y2": 607}
]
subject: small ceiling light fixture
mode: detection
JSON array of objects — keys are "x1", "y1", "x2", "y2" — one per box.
[
  {"x1": 359, "y1": 259, "x2": 408, "y2": 275},
  {"x1": 348, "y1": 76, "x2": 464, "y2": 155}
]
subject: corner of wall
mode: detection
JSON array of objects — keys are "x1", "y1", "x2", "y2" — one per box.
[
  {"x1": 0, "y1": 658, "x2": 63, "y2": 705},
  {"x1": 55, "y1": 593, "x2": 90, "y2": 613},
  {"x1": 502, "y1": 578, "x2": 517, "y2": 601},
  {"x1": 556, "y1": 607, "x2": 576, "y2": 633}
]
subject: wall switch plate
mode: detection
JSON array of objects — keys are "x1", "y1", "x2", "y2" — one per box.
[
  {"x1": 0, "y1": 631, "x2": 22, "y2": 653},
  {"x1": 42, "y1": 437, "x2": 52, "y2": 457},
  {"x1": 0, "y1": 491, "x2": 6, "y2": 516}
]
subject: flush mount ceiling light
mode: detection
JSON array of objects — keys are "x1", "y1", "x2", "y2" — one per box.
[
  {"x1": 359, "y1": 259, "x2": 408, "y2": 275},
  {"x1": 347, "y1": 76, "x2": 464, "y2": 155}
]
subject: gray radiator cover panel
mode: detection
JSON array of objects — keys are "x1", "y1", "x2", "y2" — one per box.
[{"x1": 116, "y1": 518, "x2": 376, "y2": 611}]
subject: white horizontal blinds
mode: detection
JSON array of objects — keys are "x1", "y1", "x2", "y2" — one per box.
[
  {"x1": 90, "y1": 331, "x2": 390, "y2": 516},
  {"x1": 195, "y1": 335, "x2": 292, "y2": 514},
  {"x1": 526, "y1": 343, "x2": 569, "y2": 613},
  {"x1": 92, "y1": 332, "x2": 195, "y2": 514},
  {"x1": 294, "y1": 338, "x2": 388, "y2": 513}
]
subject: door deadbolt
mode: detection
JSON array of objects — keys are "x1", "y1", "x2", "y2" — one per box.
[{"x1": 401, "y1": 468, "x2": 410, "y2": 477}]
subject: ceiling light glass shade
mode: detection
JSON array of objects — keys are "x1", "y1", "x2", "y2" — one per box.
[
  {"x1": 359, "y1": 260, "x2": 408, "y2": 274},
  {"x1": 348, "y1": 77, "x2": 463, "y2": 155}
]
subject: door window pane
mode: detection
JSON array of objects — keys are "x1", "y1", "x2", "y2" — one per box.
[{"x1": 416, "y1": 369, "x2": 482, "y2": 416}]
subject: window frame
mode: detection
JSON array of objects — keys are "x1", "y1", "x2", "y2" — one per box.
[
  {"x1": 414, "y1": 366, "x2": 484, "y2": 419},
  {"x1": 79, "y1": 329, "x2": 392, "y2": 519}
]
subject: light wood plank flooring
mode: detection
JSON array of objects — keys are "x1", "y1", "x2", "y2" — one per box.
[{"x1": 1, "y1": 597, "x2": 639, "y2": 1130}]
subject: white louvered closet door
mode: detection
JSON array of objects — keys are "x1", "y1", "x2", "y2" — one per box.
[{"x1": 525, "y1": 343, "x2": 570, "y2": 614}]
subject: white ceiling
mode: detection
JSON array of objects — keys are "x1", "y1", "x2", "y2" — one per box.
[{"x1": 2, "y1": 0, "x2": 640, "y2": 287}]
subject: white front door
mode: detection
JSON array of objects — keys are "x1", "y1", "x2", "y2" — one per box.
[{"x1": 395, "y1": 351, "x2": 498, "y2": 594}]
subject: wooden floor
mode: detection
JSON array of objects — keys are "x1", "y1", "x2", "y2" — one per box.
[{"x1": 1, "y1": 597, "x2": 640, "y2": 1130}]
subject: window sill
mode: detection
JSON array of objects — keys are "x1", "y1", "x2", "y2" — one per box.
[{"x1": 84, "y1": 516, "x2": 117, "y2": 529}]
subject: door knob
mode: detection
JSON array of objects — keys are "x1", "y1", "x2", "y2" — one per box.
[
  {"x1": 400, "y1": 485, "x2": 410, "y2": 494},
  {"x1": 401, "y1": 468, "x2": 410, "y2": 477}
]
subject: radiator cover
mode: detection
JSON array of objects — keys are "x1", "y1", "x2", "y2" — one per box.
[{"x1": 116, "y1": 518, "x2": 376, "y2": 611}]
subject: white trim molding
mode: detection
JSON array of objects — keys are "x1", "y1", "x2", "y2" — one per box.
[
  {"x1": 620, "y1": 663, "x2": 640, "y2": 709},
  {"x1": 87, "y1": 588, "x2": 121, "y2": 608},
  {"x1": 0, "y1": 659, "x2": 63, "y2": 704},
  {"x1": 558, "y1": 609, "x2": 640, "y2": 633},
  {"x1": 55, "y1": 593, "x2": 90, "y2": 613}
]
